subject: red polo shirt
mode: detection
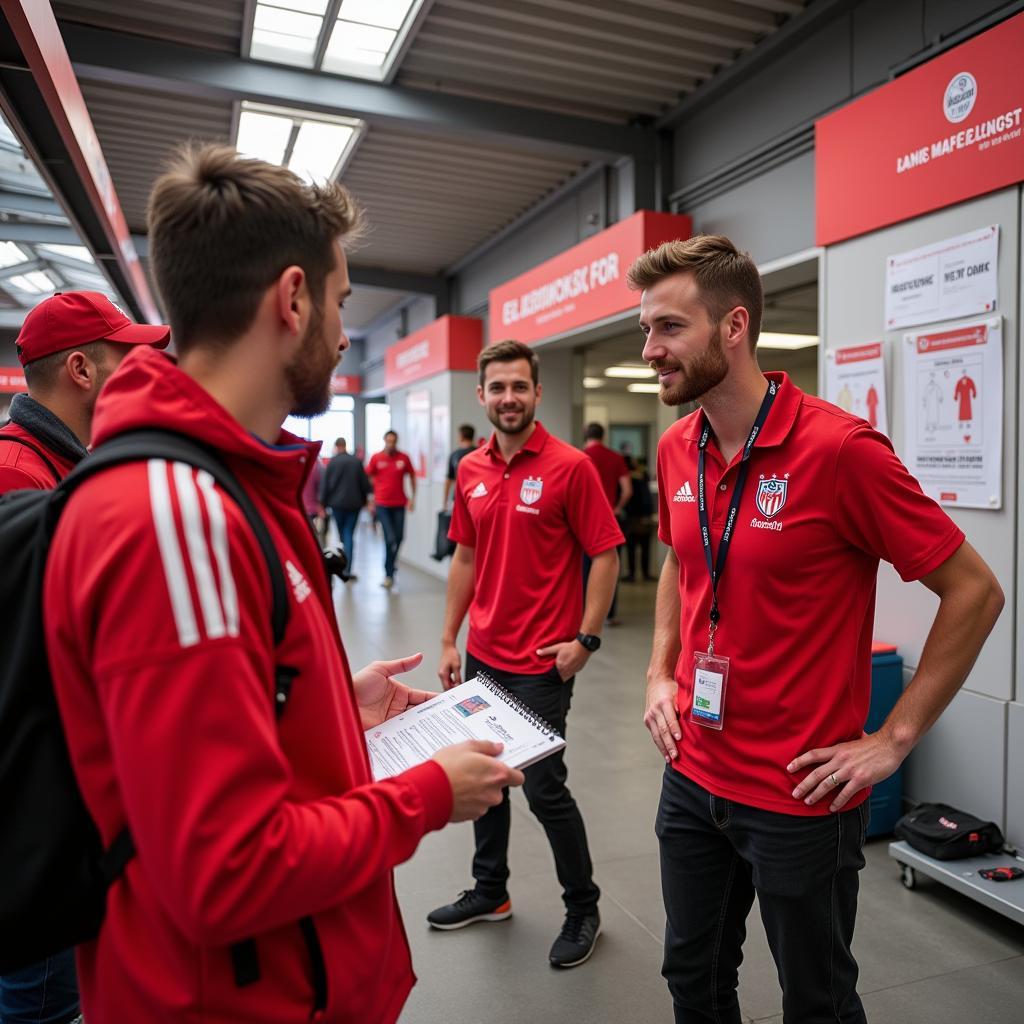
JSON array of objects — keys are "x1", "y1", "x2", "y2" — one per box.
[
  {"x1": 367, "y1": 449, "x2": 414, "y2": 507},
  {"x1": 450, "y1": 421, "x2": 624, "y2": 675},
  {"x1": 657, "y1": 372, "x2": 964, "y2": 816},
  {"x1": 584, "y1": 442, "x2": 630, "y2": 509}
]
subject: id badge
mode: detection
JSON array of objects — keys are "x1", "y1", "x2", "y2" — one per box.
[{"x1": 691, "y1": 651, "x2": 730, "y2": 730}]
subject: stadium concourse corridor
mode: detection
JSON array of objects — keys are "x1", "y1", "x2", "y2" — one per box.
[{"x1": 335, "y1": 523, "x2": 1024, "y2": 1024}]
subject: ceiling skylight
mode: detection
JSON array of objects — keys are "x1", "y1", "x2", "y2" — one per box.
[
  {"x1": 8, "y1": 270, "x2": 57, "y2": 295},
  {"x1": 37, "y1": 244, "x2": 93, "y2": 262},
  {"x1": 0, "y1": 241, "x2": 28, "y2": 268},
  {"x1": 246, "y1": 0, "x2": 427, "y2": 82},
  {"x1": 235, "y1": 102, "x2": 364, "y2": 184}
]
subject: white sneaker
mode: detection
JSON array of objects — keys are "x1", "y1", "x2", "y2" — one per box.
[{"x1": 381, "y1": 576, "x2": 394, "y2": 589}]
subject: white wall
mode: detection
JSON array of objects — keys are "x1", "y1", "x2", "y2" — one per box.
[{"x1": 823, "y1": 186, "x2": 1021, "y2": 833}]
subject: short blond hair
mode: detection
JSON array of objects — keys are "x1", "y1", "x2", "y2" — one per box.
[
  {"x1": 148, "y1": 143, "x2": 365, "y2": 350},
  {"x1": 627, "y1": 234, "x2": 763, "y2": 347}
]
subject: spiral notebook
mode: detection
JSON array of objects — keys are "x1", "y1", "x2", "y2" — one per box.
[{"x1": 365, "y1": 673, "x2": 566, "y2": 781}]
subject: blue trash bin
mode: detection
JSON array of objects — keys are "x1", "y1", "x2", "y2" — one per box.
[{"x1": 866, "y1": 645, "x2": 904, "y2": 837}]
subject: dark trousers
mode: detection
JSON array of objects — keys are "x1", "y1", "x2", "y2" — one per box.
[
  {"x1": 625, "y1": 519, "x2": 653, "y2": 579},
  {"x1": 330, "y1": 506, "x2": 360, "y2": 569},
  {"x1": 0, "y1": 949, "x2": 80, "y2": 1024},
  {"x1": 375, "y1": 505, "x2": 405, "y2": 577},
  {"x1": 466, "y1": 652, "x2": 599, "y2": 915},
  {"x1": 656, "y1": 768, "x2": 868, "y2": 1024}
]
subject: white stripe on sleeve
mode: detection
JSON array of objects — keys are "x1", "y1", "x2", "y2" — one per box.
[
  {"x1": 148, "y1": 459, "x2": 200, "y2": 648},
  {"x1": 173, "y1": 461, "x2": 226, "y2": 640},
  {"x1": 196, "y1": 469, "x2": 239, "y2": 638}
]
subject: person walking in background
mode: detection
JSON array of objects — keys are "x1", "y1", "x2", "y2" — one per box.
[
  {"x1": 442, "y1": 423, "x2": 476, "y2": 509},
  {"x1": 582, "y1": 422, "x2": 631, "y2": 624},
  {"x1": 320, "y1": 436, "x2": 370, "y2": 579},
  {"x1": 622, "y1": 456, "x2": 656, "y2": 582},
  {"x1": 302, "y1": 450, "x2": 327, "y2": 544},
  {"x1": 367, "y1": 429, "x2": 416, "y2": 589},
  {"x1": 0, "y1": 291, "x2": 169, "y2": 1024}
]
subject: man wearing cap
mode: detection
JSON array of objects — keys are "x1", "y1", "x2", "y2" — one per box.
[
  {"x1": 0, "y1": 290, "x2": 169, "y2": 491},
  {"x1": 0, "y1": 291, "x2": 168, "y2": 1024}
]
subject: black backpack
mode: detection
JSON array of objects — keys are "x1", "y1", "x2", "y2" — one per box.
[
  {"x1": 895, "y1": 802, "x2": 1005, "y2": 861},
  {"x1": 0, "y1": 429, "x2": 294, "y2": 974}
]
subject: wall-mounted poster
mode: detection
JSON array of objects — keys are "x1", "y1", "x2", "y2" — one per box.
[
  {"x1": 825, "y1": 342, "x2": 889, "y2": 436},
  {"x1": 431, "y1": 404, "x2": 450, "y2": 483},
  {"x1": 405, "y1": 389, "x2": 430, "y2": 480},
  {"x1": 885, "y1": 225, "x2": 998, "y2": 330},
  {"x1": 901, "y1": 317, "x2": 1002, "y2": 510}
]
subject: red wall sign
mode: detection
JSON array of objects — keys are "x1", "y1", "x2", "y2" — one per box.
[
  {"x1": 915, "y1": 324, "x2": 987, "y2": 355},
  {"x1": 816, "y1": 12, "x2": 1024, "y2": 245},
  {"x1": 384, "y1": 315, "x2": 483, "y2": 390},
  {"x1": 331, "y1": 374, "x2": 361, "y2": 395},
  {"x1": 487, "y1": 210, "x2": 693, "y2": 345},
  {"x1": 835, "y1": 342, "x2": 882, "y2": 365},
  {"x1": 0, "y1": 367, "x2": 27, "y2": 394}
]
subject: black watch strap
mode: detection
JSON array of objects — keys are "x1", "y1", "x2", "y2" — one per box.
[{"x1": 576, "y1": 632, "x2": 601, "y2": 653}]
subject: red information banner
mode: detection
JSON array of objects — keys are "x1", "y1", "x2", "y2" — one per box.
[
  {"x1": 0, "y1": 367, "x2": 27, "y2": 393},
  {"x1": 487, "y1": 210, "x2": 693, "y2": 345},
  {"x1": 915, "y1": 324, "x2": 987, "y2": 355},
  {"x1": 835, "y1": 342, "x2": 882, "y2": 365},
  {"x1": 384, "y1": 315, "x2": 483, "y2": 390},
  {"x1": 816, "y1": 12, "x2": 1024, "y2": 245},
  {"x1": 330, "y1": 374, "x2": 361, "y2": 394}
]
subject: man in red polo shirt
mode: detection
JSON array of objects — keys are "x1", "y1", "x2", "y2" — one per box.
[
  {"x1": 366, "y1": 430, "x2": 416, "y2": 589},
  {"x1": 631, "y1": 235, "x2": 1003, "y2": 1024},
  {"x1": 429, "y1": 340, "x2": 623, "y2": 969}
]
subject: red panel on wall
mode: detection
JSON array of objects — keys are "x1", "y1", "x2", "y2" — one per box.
[
  {"x1": 816, "y1": 12, "x2": 1024, "y2": 245},
  {"x1": 0, "y1": 367, "x2": 27, "y2": 394},
  {"x1": 487, "y1": 210, "x2": 693, "y2": 345},
  {"x1": 384, "y1": 315, "x2": 483, "y2": 390}
]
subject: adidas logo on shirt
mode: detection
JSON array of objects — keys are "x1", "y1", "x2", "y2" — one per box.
[
  {"x1": 469, "y1": 481, "x2": 488, "y2": 499},
  {"x1": 673, "y1": 482, "x2": 696, "y2": 503}
]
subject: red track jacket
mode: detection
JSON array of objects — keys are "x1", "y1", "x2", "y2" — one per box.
[
  {"x1": 44, "y1": 347, "x2": 452, "y2": 1023},
  {"x1": 0, "y1": 419, "x2": 75, "y2": 490}
]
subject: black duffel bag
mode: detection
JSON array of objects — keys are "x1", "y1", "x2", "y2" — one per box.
[
  {"x1": 430, "y1": 510, "x2": 455, "y2": 561},
  {"x1": 895, "y1": 802, "x2": 1004, "y2": 860}
]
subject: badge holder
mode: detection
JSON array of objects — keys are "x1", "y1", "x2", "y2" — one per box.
[{"x1": 691, "y1": 622, "x2": 729, "y2": 731}]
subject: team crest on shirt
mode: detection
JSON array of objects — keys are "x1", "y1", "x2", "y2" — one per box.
[
  {"x1": 520, "y1": 476, "x2": 543, "y2": 505},
  {"x1": 755, "y1": 474, "x2": 788, "y2": 518}
]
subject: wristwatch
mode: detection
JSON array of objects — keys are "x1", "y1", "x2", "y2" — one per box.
[{"x1": 576, "y1": 632, "x2": 602, "y2": 653}]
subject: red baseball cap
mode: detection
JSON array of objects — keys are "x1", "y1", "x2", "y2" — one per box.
[{"x1": 16, "y1": 291, "x2": 170, "y2": 366}]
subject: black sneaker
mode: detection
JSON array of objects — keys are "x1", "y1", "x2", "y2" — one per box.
[
  {"x1": 426, "y1": 889, "x2": 512, "y2": 930},
  {"x1": 549, "y1": 911, "x2": 601, "y2": 968}
]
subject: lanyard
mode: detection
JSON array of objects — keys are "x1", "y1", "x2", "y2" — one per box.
[{"x1": 696, "y1": 379, "x2": 778, "y2": 653}]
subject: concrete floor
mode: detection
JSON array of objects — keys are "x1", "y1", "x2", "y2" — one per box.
[{"x1": 336, "y1": 523, "x2": 1024, "y2": 1024}]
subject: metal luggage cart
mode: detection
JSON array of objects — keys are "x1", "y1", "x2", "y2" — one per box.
[{"x1": 889, "y1": 840, "x2": 1024, "y2": 926}]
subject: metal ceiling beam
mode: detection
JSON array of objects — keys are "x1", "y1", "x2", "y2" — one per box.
[
  {"x1": 0, "y1": 223, "x2": 78, "y2": 244},
  {"x1": 0, "y1": 3, "x2": 160, "y2": 323},
  {"x1": 61, "y1": 23, "x2": 655, "y2": 162},
  {"x1": 0, "y1": 188, "x2": 66, "y2": 219}
]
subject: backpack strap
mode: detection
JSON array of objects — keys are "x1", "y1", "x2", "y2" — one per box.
[
  {"x1": 57, "y1": 430, "x2": 289, "y2": 647},
  {"x1": 0, "y1": 433, "x2": 63, "y2": 485}
]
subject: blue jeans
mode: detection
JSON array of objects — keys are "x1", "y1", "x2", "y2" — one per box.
[
  {"x1": 375, "y1": 505, "x2": 405, "y2": 578},
  {"x1": 0, "y1": 950, "x2": 80, "y2": 1024},
  {"x1": 330, "y1": 506, "x2": 360, "y2": 572},
  {"x1": 656, "y1": 767, "x2": 868, "y2": 1024}
]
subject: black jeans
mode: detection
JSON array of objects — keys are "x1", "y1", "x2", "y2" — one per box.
[
  {"x1": 466, "y1": 652, "x2": 599, "y2": 915},
  {"x1": 656, "y1": 768, "x2": 868, "y2": 1024}
]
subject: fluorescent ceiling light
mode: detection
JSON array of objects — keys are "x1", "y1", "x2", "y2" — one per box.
[
  {"x1": 38, "y1": 244, "x2": 93, "y2": 263},
  {"x1": 9, "y1": 271, "x2": 56, "y2": 294},
  {"x1": 758, "y1": 333, "x2": 818, "y2": 350},
  {"x1": 605, "y1": 365, "x2": 655, "y2": 379},
  {"x1": 0, "y1": 241, "x2": 28, "y2": 268},
  {"x1": 235, "y1": 103, "x2": 364, "y2": 183},
  {"x1": 583, "y1": 377, "x2": 604, "y2": 389},
  {"x1": 627, "y1": 383, "x2": 662, "y2": 394}
]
